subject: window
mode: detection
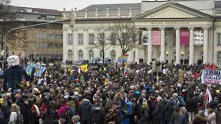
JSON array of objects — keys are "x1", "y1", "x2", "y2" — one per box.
[
  {"x1": 68, "y1": 34, "x2": 73, "y2": 44},
  {"x1": 45, "y1": 15, "x2": 55, "y2": 20},
  {"x1": 99, "y1": 33, "x2": 105, "y2": 43},
  {"x1": 68, "y1": 50, "x2": 73, "y2": 60},
  {"x1": 217, "y1": 51, "x2": 221, "y2": 65},
  {"x1": 110, "y1": 50, "x2": 116, "y2": 62},
  {"x1": 218, "y1": 33, "x2": 221, "y2": 45},
  {"x1": 100, "y1": 50, "x2": 104, "y2": 58},
  {"x1": 78, "y1": 50, "x2": 83, "y2": 60},
  {"x1": 89, "y1": 50, "x2": 94, "y2": 59},
  {"x1": 78, "y1": 34, "x2": 83, "y2": 45},
  {"x1": 89, "y1": 34, "x2": 95, "y2": 45}
]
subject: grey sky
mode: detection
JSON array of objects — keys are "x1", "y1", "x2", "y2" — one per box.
[{"x1": 12, "y1": 0, "x2": 141, "y2": 10}]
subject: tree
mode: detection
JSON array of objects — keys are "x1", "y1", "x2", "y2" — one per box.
[
  {"x1": 109, "y1": 22, "x2": 139, "y2": 71},
  {"x1": 109, "y1": 22, "x2": 139, "y2": 56},
  {"x1": 90, "y1": 28, "x2": 113, "y2": 64}
]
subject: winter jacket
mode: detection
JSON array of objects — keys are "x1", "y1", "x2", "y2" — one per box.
[
  {"x1": 58, "y1": 104, "x2": 69, "y2": 117},
  {"x1": 79, "y1": 99, "x2": 92, "y2": 121},
  {"x1": 178, "y1": 112, "x2": 189, "y2": 124},
  {"x1": 138, "y1": 106, "x2": 149, "y2": 124},
  {"x1": 90, "y1": 107, "x2": 105, "y2": 124},
  {"x1": 42, "y1": 110, "x2": 56, "y2": 124},
  {"x1": 16, "y1": 99, "x2": 31, "y2": 124},
  {"x1": 153, "y1": 101, "x2": 164, "y2": 119},
  {"x1": 207, "y1": 112, "x2": 216, "y2": 124},
  {"x1": 215, "y1": 110, "x2": 221, "y2": 124},
  {"x1": 164, "y1": 99, "x2": 175, "y2": 121},
  {"x1": 186, "y1": 98, "x2": 198, "y2": 113}
]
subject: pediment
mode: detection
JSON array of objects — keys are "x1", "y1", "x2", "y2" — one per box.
[
  {"x1": 135, "y1": 3, "x2": 212, "y2": 19},
  {"x1": 145, "y1": 7, "x2": 196, "y2": 18}
]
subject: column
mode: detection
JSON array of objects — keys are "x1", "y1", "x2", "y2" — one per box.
[
  {"x1": 175, "y1": 27, "x2": 181, "y2": 64},
  {"x1": 160, "y1": 27, "x2": 165, "y2": 62},
  {"x1": 203, "y1": 27, "x2": 209, "y2": 64},
  {"x1": 147, "y1": 28, "x2": 152, "y2": 64},
  {"x1": 84, "y1": 29, "x2": 89, "y2": 60},
  {"x1": 189, "y1": 27, "x2": 194, "y2": 65},
  {"x1": 62, "y1": 29, "x2": 67, "y2": 63},
  {"x1": 73, "y1": 30, "x2": 78, "y2": 62}
]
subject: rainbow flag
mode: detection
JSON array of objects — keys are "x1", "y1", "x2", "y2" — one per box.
[{"x1": 117, "y1": 54, "x2": 129, "y2": 62}]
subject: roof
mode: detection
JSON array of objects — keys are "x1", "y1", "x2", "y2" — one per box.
[
  {"x1": 78, "y1": 3, "x2": 141, "y2": 12},
  {"x1": 134, "y1": 2, "x2": 213, "y2": 19},
  {"x1": 1, "y1": 5, "x2": 61, "y2": 15}
]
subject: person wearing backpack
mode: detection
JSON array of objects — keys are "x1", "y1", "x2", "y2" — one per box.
[
  {"x1": 90, "y1": 102, "x2": 105, "y2": 124},
  {"x1": 58, "y1": 99, "x2": 70, "y2": 117},
  {"x1": 79, "y1": 98, "x2": 92, "y2": 124}
]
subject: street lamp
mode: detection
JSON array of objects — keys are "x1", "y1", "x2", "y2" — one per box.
[{"x1": 2, "y1": 14, "x2": 75, "y2": 69}]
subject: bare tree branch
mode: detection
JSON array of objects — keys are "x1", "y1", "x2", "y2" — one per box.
[{"x1": 109, "y1": 22, "x2": 139, "y2": 55}]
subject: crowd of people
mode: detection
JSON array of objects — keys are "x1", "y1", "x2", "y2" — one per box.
[{"x1": 0, "y1": 59, "x2": 221, "y2": 124}]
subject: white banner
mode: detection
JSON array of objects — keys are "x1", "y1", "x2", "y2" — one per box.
[
  {"x1": 194, "y1": 30, "x2": 204, "y2": 45},
  {"x1": 142, "y1": 31, "x2": 149, "y2": 45}
]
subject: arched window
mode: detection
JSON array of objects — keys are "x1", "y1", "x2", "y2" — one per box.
[
  {"x1": 110, "y1": 50, "x2": 116, "y2": 62},
  {"x1": 68, "y1": 50, "x2": 73, "y2": 60},
  {"x1": 89, "y1": 50, "x2": 94, "y2": 60},
  {"x1": 217, "y1": 51, "x2": 221, "y2": 65},
  {"x1": 78, "y1": 50, "x2": 83, "y2": 60},
  {"x1": 100, "y1": 50, "x2": 104, "y2": 58}
]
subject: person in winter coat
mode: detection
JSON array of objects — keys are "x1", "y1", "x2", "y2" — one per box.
[
  {"x1": 31, "y1": 97, "x2": 47, "y2": 124},
  {"x1": 42, "y1": 104, "x2": 56, "y2": 124},
  {"x1": 178, "y1": 107, "x2": 189, "y2": 124},
  {"x1": 138, "y1": 101, "x2": 149, "y2": 124},
  {"x1": 215, "y1": 104, "x2": 221, "y2": 124},
  {"x1": 164, "y1": 97, "x2": 175, "y2": 124},
  {"x1": 72, "y1": 115, "x2": 81, "y2": 124},
  {"x1": 193, "y1": 110, "x2": 207, "y2": 124},
  {"x1": 79, "y1": 98, "x2": 92, "y2": 124},
  {"x1": 90, "y1": 102, "x2": 105, "y2": 124},
  {"x1": 186, "y1": 94, "x2": 198, "y2": 122},
  {"x1": 207, "y1": 109, "x2": 216, "y2": 124},
  {"x1": 58, "y1": 99, "x2": 70, "y2": 117},
  {"x1": 0, "y1": 101, "x2": 11, "y2": 124},
  {"x1": 177, "y1": 96, "x2": 185, "y2": 107},
  {"x1": 9, "y1": 104, "x2": 19, "y2": 124},
  {"x1": 153, "y1": 96, "x2": 164, "y2": 124},
  {"x1": 16, "y1": 94, "x2": 31, "y2": 124},
  {"x1": 53, "y1": 113, "x2": 69, "y2": 124}
]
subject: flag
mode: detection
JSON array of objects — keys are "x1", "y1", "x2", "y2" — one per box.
[
  {"x1": 81, "y1": 64, "x2": 88, "y2": 72},
  {"x1": 117, "y1": 54, "x2": 128, "y2": 62},
  {"x1": 26, "y1": 63, "x2": 47, "y2": 77},
  {"x1": 205, "y1": 88, "x2": 212, "y2": 103}
]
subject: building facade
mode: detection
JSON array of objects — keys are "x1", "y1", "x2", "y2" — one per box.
[
  {"x1": 0, "y1": 6, "x2": 63, "y2": 59},
  {"x1": 63, "y1": 0, "x2": 221, "y2": 65}
]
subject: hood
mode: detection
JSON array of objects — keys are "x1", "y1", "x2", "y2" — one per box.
[{"x1": 61, "y1": 103, "x2": 69, "y2": 107}]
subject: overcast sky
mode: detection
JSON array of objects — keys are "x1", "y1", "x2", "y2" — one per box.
[{"x1": 11, "y1": 0, "x2": 141, "y2": 11}]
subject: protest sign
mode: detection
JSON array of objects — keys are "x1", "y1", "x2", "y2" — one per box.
[{"x1": 202, "y1": 69, "x2": 221, "y2": 85}]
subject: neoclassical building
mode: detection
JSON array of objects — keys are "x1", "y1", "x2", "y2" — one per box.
[{"x1": 62, "y1": 0, "x2": 221, "y2": 65}]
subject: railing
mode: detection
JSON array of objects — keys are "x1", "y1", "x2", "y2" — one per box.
[{"x1": 63, "y1": 10, "x2": 141, "y2": 19}]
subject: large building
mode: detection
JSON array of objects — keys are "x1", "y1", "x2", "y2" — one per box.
[
  {"x1": 0, "y1": 5, "x2": 63, "y2": 59},
  {"x1": 63, "y1": 0, "x2": 221, "y2": 65}
]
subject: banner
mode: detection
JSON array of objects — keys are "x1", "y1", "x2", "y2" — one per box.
[
  {"x1": 152, "y1": 30, "x2": 161, "y2": 46},
  {"x1": 180, "y1": 30, "x2": 190, "y2": 46},
  {"x1": 142, "y1": 31, "x2": 149, "y2": 45},
  {"x1": 202, "y1": 69, "x2": 221, "y2": 85},
  {"x1": 26, "y1": 63, "x2": 47, "y2": 77},
  {"x1": 194, "y1": 30, "x2": 204, "y2": 45},
  {"x1": 117, "y1": 54, "x2": 128, "y2": 62}
]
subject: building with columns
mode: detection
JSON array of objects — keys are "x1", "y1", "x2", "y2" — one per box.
[{"x1": 63, "y1": 0, "x2": 221, "y2": 65}]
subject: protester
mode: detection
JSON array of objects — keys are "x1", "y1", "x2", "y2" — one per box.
[{"x1": 2, "y1": 55, "x2": 221, "y2": 124}]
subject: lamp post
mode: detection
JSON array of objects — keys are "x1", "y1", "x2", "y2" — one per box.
[{"x1": 2, "y1": 14, "x2": 75, "y2": 69}]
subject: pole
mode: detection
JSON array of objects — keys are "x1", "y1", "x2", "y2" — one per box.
[{"x1": 2, "y1": 19, "x2": 69, "y2": 69}]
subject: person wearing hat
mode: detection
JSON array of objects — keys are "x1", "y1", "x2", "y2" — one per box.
[
  {"x1": 72, "y1": 115, "x2": 80, "y2": 124},
  {"x1": 53, "y1": 113, "x2": 69, "y2": 124},
  {"x1": 215, "y1": 104, "x2": 221, "y2": 124}
]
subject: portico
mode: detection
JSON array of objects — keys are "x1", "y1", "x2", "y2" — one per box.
[{"x1": 133, "y1": 2, "x2": 213, "y2": 65}]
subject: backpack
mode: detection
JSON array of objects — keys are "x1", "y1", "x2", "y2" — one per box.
[
  {"x1": 66, "y1": 107, "x2": 76, "y2": 119},
  {"x1": 16, "y1": 112, "x2": 24, "y2": 124},
  {"x1": 91, "y1": 110, "x2": 101, "y2": 124}
]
